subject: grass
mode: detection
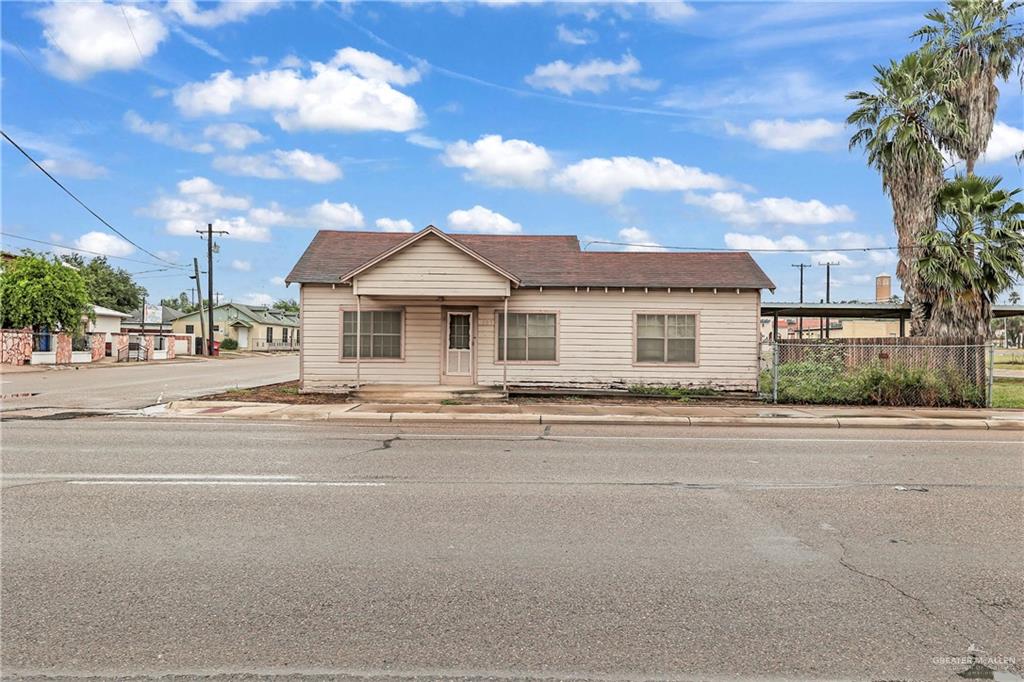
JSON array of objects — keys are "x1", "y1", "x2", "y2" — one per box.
[
  {"x1": 992, "y1": 378, "x2": 1024, "y2": 409},
  {"x1": 628, "y1": 384, "x2": 718, "y2": 399},
  {"x1": 440, "y1": 398, "x2": 464, "y2": 406}
]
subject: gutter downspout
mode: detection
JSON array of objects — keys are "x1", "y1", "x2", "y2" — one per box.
[
  {"x1": 355, "y1": 292, "x2": 361, "y2": 390},
  {"x1": 502, "y1": 295, "x2": 509, "y2": 396}
]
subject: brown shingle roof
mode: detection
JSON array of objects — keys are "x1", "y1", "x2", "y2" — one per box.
[{"x1": 286, "y1": 229, "x2": 775, "y2": 290}]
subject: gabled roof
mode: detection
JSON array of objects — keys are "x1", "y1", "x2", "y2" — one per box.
[
  {"x1": 92, "y1": 304, "x2": 130, "y2": 318},
  {"x1": 339, "y1": 226, "x2": 522, "y2": 286},
  {"x1": 287, "y1": 227, "x2": 775, "y2": 290},
  {"x1": 174, "y1": 302, "x2": 300, "y2": 327}
]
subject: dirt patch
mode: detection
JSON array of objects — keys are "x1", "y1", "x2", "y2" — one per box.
[{"x1": 204, "y1": 381, "x2": 351, "y2": 405}]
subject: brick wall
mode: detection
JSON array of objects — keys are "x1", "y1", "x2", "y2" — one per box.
[
  {"x1": 54, "y1": 333, "x2": 72, "y2": 364},
  {"x1": 91, "y1": 333, "x2": 106, "y2": 361},
  {"x1": 0, "y1": 328, "x2": 33, "y2": 365}
]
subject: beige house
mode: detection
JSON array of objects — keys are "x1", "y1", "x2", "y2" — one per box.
[
  {"x1": 287, "y1": 226, "x2": 775, "y2": 393},
  {"x1": 171, "y1": 302, "x2": 299, "y2": 353}
]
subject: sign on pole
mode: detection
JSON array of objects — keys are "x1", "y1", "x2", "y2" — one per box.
[{"x1": 143, "y1": 304, "x2": 162, "y2": 325}]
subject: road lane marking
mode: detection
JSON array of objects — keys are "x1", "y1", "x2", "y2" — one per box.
[
  {"x1": 68, "y1": 480, "x2": 385, "y2": 487},
  {"x1": 0, "y1": 473, "x2": 300, "y2": 481}
]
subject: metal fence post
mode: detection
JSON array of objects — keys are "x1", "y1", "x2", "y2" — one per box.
[
  {"x1": 772, "y1": 342, "x2": 779, "y2": 404},
  {"x1": 987, "y1": 342, "x2": 995, "y2": 408}
]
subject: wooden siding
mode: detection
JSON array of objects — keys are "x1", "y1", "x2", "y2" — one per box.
[
  {"x1": 353, "y1": 234, "x2": 511, "y2": 297},
  {"x1": 300, "y1": 284, "x2": 761, "y2": 391}
]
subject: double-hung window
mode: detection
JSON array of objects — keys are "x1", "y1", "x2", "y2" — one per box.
[
  {"x1": 266, "y1": 327, "x2": 274, "y2": 343},
  {"x1": 635, "y1": 313, "x2": 697, "y2": 364},
  {"x1": 342, "y1": 310, "x2": 402, "y2": 359},
  {"x1": 497, "y1": 312, "x2": 556, "y2": 362}
]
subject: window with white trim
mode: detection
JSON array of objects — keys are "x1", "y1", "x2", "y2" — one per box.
[
  {"x1": 342, "y1": 310, "x2": 402, "y2": 359},
  {"x1": 497, "y1": 312, "x2": 556, "y2": 362},
  {"x1": 635, "y1": 313, "x2": 696, "y2": 363}
]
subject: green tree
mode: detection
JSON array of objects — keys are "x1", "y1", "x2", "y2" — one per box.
[
  {"x1": 160, "y1": 292, "x2": 194, "y2": 313},
  {"x1": 914, "y1": 0, "x2": 1024, "y2": 175},
  {"x1": 272, "y1": 298, "x2": 299, "y2": 313},
  {"x1": 918, "y1": 175, "x2": 1024, "y2": 337},
  {"x1": 61, "y1": 254, "x2": 147, "y2": 312},
  {"x1": 0, "y1": 254, "x2": 91, "y2": 332},
  {"x1": 847, "y1": 50, "x2": 966, "y2": 335}
]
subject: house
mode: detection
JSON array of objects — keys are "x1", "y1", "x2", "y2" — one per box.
[
  {"x1": 171, "y1": 302, "x2": 300, "y2": 352},
  {"x1": 87, "y1": 304, "x2": 130, "y2": 356},
  {"x1": 286, "y1": 226, "x2": 775, "y2": 393},
  {"x1": 123, "y1": 305, "x2": 185, "y2": 334}
]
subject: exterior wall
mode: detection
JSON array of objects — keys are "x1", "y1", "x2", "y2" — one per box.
[
  {"x1": 300, "y1": 284, "x2": 761, "y2": 391},
  {"x1": 88, "y1": 314, "x2": 123, "y2": 338},
  {"x1": 353, "y1": 234, "x2": 511, "y2": 297},
  {"x1": 172, "y1": 312, "x2": 298, "y2": 351},
  {"x1": 1, "y1": 328, "x2": 33, "y2": 365},
  {"x1": 55, "y1": 333, "x2": 72, "y2": 364},
  {"x1": 91, "y1": 333, "x2": 106, "y2": 361}
]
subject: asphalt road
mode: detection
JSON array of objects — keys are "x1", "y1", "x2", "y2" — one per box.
[
  {"x1": 2, "y1": 419, "x2": 1022, "y2": 681},
  {"x1": 0, "y1": 354, "x2": 297, "y2": 413}
]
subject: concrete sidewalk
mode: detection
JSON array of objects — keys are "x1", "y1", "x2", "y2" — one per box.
[{"x1": 164, "y1": 399, "x2": 1024, "y2": 430}]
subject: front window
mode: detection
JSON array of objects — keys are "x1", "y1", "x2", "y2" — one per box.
[
  {"x1": 266, "y1": 327, "x2": 274, "y2": 343},
  {"x1": 342, "y1": 310, "x2": 402, "y2": 359},
  {"x1": 153, "y1": 336, "x2": 166, "y2": 351},
  {"x1": 282, "y1": 328, "x2": 289, "y2": 344},
  {"x1": 636, "y1": 313, "x2": 697, "y2": 364},
  {"x1": 497, "y1": 312, "x2": 556, "y2": 362},
  {"x1": 185, "y1": 324, "x2": 194, "y2": 334}
]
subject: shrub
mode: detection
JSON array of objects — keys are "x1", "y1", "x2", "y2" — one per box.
[
  {"x1": 220, "y1": 338, "x2": 239, "y2": 350},
  {"x1": 767, "y1": 360, "x2": 985, "y2": 407}
]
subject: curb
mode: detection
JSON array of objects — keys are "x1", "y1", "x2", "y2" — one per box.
[{"x1": 161, "y1": 401, "x2": 1024, "y2": 430}]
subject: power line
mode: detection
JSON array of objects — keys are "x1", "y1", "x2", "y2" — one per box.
[
  {"x1": 2, "y1": 233, "x2": 185, "y2": 269},
  {"x1": 1, "y1": 129, "x2": 185, "y2": 269},
  {"x1": 582, "y1": 239, "x2": 917, "y2": 254}
]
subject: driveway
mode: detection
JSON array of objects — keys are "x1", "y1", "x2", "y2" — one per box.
[{"x1": 0, "y1": 354, "x2": 297, "y2": 412}]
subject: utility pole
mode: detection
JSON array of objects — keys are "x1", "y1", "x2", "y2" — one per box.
[
  {"x1": 197, "y1": 223, "x2": 229, "y2": 356},
  {"x1": 192, "y1": 258, "x2": 207, "y2": 355},
  {"x1": 820, "y1": 260, "x2": 840, "y2": 339},
  {"x1": 791, "y1": 263, "x2": 811, "y2": 339}
]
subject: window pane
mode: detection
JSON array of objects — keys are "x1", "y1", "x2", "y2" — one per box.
[
  {"x1": 637, "y1": 314, "x2": 665, "y2": 339},
  {"x1": 342, "y1": 335, "x2": 356, "y2": 357},
  {"x1": 507, "y1": 313, "x2": 527, "y2": 338},
  {"x1": 667, "y1": 315, "x2": 695, "y2": 339},
  {"x1": 378, "y1": 311, "x2": 401, "y2": 334},
  {"x1": 528, "y1": 337, "x2": 556, "y2": 361},
  {"x1": 528, "y1": 314, "x2": 555, "y2": 337},
  {"x1": 637, "y1": 338, "x2": 664, "y2": 363},
  {"x1": 507, "y1": 338, "x2": 527, "y2": 361},
  {"x1": 343, "y1": 312, "x2": 356, "y2": 334},
  {"x1": 667, "y1": 338, "x2": 696, "y2": 363},
  {"x1": 380, "y1": 335, "x2": 401, "y2": 358}
]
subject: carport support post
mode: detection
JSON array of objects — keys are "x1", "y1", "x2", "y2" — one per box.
[
  {"x1": 502, "y1": 296, "x2": 509, "y2": 394},
  {"x1": 355, "y1": 293, "x2": 361, "y2": 390},
  {"x1": 771, "y1": 342, "x2": 779, "y2": 404}
]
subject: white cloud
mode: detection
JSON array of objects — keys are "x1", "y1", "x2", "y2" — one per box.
[
  {"x1": 406, "y1": 132, "x2": 445, "y2": 149},
  {"x1": 247, "y1": 204, "x2": 294, "y2": 226},
  {"x1": 660, "y1": 71, "x2": 849, "y2": 117},
  {"x1": 173, "y1": 54, "x2": 423, "y2": 133},
  {"x1": 124, "y1": 111, "x2": 213, "y2": 153},
  {"x1": 308, "y1": 200, "x2": 365, "y2": 229},
  {"x1": 167, "y1": 0, "x2": 280, "y2": 28},
  {"x1": 982, "y1": 121, "x2": 1024, "y2": 163},
  {"x1": 278, "y1": 54, "x2": 304, "y2": 69},
  {"x1": 447, "y1": 205, "x2": 523, "y2": 234},
  {"x1": 554, "y1": 156, "x2": 729, "y2": 203},
  {"x1": 146, "y1": 177, "x2": 269, "y2": 242},
  {"x1": 230, "y1": 259, "x2": 252, "y2": 272},
  {"x1": 240, "y1": 292, "x2": 274, "y2": 306},
  {"x1": 203, "y1": 122, "x2": 266, "y2": 150},
  {"x1": 213, "y1": 149, "x2": 342, "y2": 183},
  {"x1": 36, "y1": 2, "x2": 167, "y2": 80},
  {"x1": 556, "y1": 24, "x2": 597, "y2": 45},
  {"x1": 685, "y1": 191, "x2": 855, "y2": 225},
  {"x1": 723, "y1": 233, "x2": 809, "y2": 251},
  {"x1": 39, "y1": 157, "x2": 108, "y2": 180},
  {"x1": 617, "y1": 227, "x2": 665, "y2": 252},
  {"x1": 442, "y1": 134, "x2": 553, "y2": 188},
  {"x1": 376, "y1": 217, "x2": 415, "y2": 232},
  {"x1": 270, "y1": 276, "x2": 286, "y2": 286},
  {"x1": 326, "y1": 47, "x2": 421, "y2": 86},
  {"x1": 525, "y1": 54, "x2": 659, "y2": 95},
  {"x1": 74, "y1": 231, "x2": 135, "y2": 257},
  {"x1": 725, "y1": 118, "x2": 844, "y2": 151},
  {"x1": 644, "y1": 0, "x2": 696, "y2": 22},
  {"x1": 178, "y1": 176, "x2": 250, "y2": 210}
]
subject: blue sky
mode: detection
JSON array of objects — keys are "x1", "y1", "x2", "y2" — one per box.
[{"x1": 2, "y1": 0, "x2": 1023, "y2": 308}]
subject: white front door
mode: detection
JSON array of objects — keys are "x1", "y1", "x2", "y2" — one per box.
[
  {"x1": 444, "y1": 312, "x2": 473, "y2": 382},
  {"x1": 237, "y1": 327, "x2": 249, "y2": 349}
]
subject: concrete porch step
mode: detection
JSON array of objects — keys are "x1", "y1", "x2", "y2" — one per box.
[{"x1": 351, "y1": 384, "x2": 507, "y2": 404}]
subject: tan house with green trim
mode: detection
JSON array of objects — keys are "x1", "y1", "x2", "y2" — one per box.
[
  {"x1": 171, "y1": 302, "x2": 299, "y2": 353},
  {"x1": 286, "y1": 226, "x2": 775, "y2": 393}
]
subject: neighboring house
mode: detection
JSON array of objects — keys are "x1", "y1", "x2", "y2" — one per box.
[
  {"x1": 286, "y1": 225, "x2": 775, "y2": 392},
  {"x1": 171, "y1": 302, "x2": 300, "y2": 352},
  {"x1": 123, "y1": 305, "x2": 185, "y2": 334},
  {"x1": 87, "y1": 305, "x2": 130, "y2": 341}
]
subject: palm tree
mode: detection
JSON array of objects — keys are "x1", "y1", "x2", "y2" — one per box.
[
  {"x1": 847, "y1": 50, "x2": 965, "y2": 335},
  {"x1": 914, "y1": 0, "x2": 1024, "y2": 174},
  {"x1": 1011, "y1": 290, "x2": 1022, "y2": 303},
  {"x1": 918, "y1": 175, "x2": 1024, "y2": 337}
]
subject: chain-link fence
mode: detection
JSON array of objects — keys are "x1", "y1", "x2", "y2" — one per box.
[{"x1": 760, "y1": 338, "x2": 994, "y2": 407}]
